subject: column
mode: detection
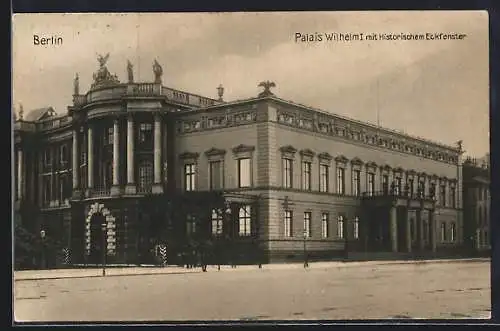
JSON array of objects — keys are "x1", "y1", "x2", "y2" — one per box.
[
  {"x1": 417, "y1": 210, "x2": 425, "y2": 251},
  {"x1": 152, "y1": 113, "x2": 163, "y2": 194},
  {"x1": 390, "y1": 206, "x2": 398, "y2": 252},
  {"x1": 51, "y1": 147, "x2": 56, "y2": 204},
  {"x1": 111, "y1": 118, "x2": 121, "y2": 196},
  {"x1": 87, "y1": 125, "x2": 94, "y2": 196},
  {"x1": 72, "y1": 130, "x2": 79, "y2": 193},
  {"x1": 429, "y1": 210, "x2": 437, "y2": 252},
  {"x1": 406, "y1": 210, "x2": 412, "y2": 253},
  {"x1": 17, "y1": 149, "x2": 23, "y2": 200},
  {"x1": 125, "y1": 115, "x2": 136, "y2": 194}
]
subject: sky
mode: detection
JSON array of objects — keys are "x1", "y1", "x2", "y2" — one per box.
[{"x1": 12, "y1": 11, "x2": 489, "y2": 157}]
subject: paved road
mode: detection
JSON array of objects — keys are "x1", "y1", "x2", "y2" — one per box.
[{"x1": 13, "y1": 260, "x2": 491, "y2": 322}]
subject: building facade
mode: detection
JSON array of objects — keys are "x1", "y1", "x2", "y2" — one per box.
[
  {"x1": 462, "y1": 156, "x2": 491, "y2": 253},
  {"x1": 13, "y1": 56, "x2": 465, "y2": 266}
]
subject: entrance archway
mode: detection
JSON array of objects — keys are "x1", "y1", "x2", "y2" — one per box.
[
  {"x1": 84, "y1": 203, "x2": 117, "y2": 264},
  {"x1": 88, "y1": 213, "x2": 105, "y2": 264}
]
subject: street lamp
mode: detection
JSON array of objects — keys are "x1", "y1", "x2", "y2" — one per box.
[
  {"x1": 303, "y1": 229, "x2": 308, "y2": 268},
  {"x1": 101, "y1": 222, "x2": 107, "y2": 277},
  {"x1": 40, "y1": 230, "x2": 46, "y2": 269}
]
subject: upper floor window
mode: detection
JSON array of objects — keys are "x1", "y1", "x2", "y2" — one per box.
[
  {"x1": 352, "y1": 170, "x2": 361, "y2": 196},
  {"x1": 367, "y1": 173, "x2": 375, "y2": 196},
  {"x1": 44, "y1": 148, "x2": 52, "y2": 167},
  {"x1": 395, "y1": 177, "x2": 402, "y2": 195},
  {"x1": 104, "y1": 161, "x2": 113, "y2": 188},
  {"x1": 336, "y1": 168, "x2": 345, "y2": 195},
  {"x1": 138, "y1": 160, "x2": 153, "y2": 191},
  {"x1": 319, "y1": 164, "x2": 329, "y2": 193},
  {"x1": 302, "y1": 161, "x2": 312, "y2": 191},
  {"x1": 60, "y1": 145, "x2": 68, "y2": 167},
  {"x1": 418, "y1": 181, "x2": 425, "y2": 198},
  {"x1": 139, "y1": 123, "x2": 153, "y2": 145},
  {"x1": 104, "y1": 126, "x2": 113, "y2": 145},
  {"x1": 430, "y1": 183, "x2": 437, "y2": 200},
  {"x1": 407, "y1": 178, "x2": 414, "y2": 197},
  {"x1": 184, "y1": 163, "x2": 196, "y2": 191},
  {"x1": 283, "y1": 158, "x2": 293, "y2": 188},
  {"x1": 237, "y1": 158, "x2": 251, "y2": 188},
  {"x1": 284, "y1": 210, "x2": 293, "y2": 237},
  {"x1": 209, "y1": 160, "x2": 223, "y2": 190},
  {"x1": 440, "y1": 185, "x2": 446, "y2": 206},
  {"x1": 238, "y1": 205, "x2": 252, "y2": 236},
  {"x1": 450, "y1": 186, "x2": 456, "y2": 208},
  {"x1": 382, "y1": 175, "x2": 389, "y2": 194}
]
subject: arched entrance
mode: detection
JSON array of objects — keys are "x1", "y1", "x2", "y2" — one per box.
[
  {"x1": 88, "y1": 213, "x2": 105, "y2": 264},
  {"x1": 85, "y1": 202, "x2": 117, "y2": 264}
]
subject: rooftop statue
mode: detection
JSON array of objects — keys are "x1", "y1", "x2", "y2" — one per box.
[
  {"x1": 91, "y1": 53, "x2": 120, "y2": 88},
  {"x1": 258, "y1": 80, "x2": 276, "y2": 97},
  {"x1": 73, "y1": 73, "x2": 79, "y2": 95},
  {"x1": 97, "y1": 53, "x2": 110, "y2": 68},
  {"x1": 153, "y1": 59, "x2": 163, "y2": 84},
  {"x1": 127, "y1": 60, "x2": 134, "y2": 83}
]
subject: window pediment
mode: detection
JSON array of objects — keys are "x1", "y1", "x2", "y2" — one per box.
[
  {"x1": 300, "y1": 148, "x2": 316, "y2": 158},
  {"x1": 334, "y1": 155, "x2": 349, "y2": 164},
  {"x1": 350, "y1": 157, "x2": 364, "y2": 166},
  {"x1": 318, "y1": 152, "x2": 333, "y2": 161},
  {"x1": 380, "y1": 164, "x2": 392, "y2": 172},
  {"x1": 179, "y1": 151, "x2": 200, "y2": 160},
  {"x1": 205, "y1": 147, "x2": 226, "y2": 157},
  {"x1": 393, "y1": 167, "x2": 404, "y2": 174},
  {"x1": 365, "y1": 161, "x2": 377, "y2": 169},
  {"x1": 280, "y1": 145, "x2": 297, "y2": 155},
  {"x1": 232, "y1": 144, "x2": 255, "y2": 154}
]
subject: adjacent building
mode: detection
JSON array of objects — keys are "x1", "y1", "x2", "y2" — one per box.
[
  {"x1": 13, "y1": 55, "x2": 465, "y2": 266},
  {"x1": 462, "y1": 155, "x2": 491, "y2": 254}
]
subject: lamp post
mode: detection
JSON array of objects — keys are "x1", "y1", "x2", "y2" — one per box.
[
  {"x1": 303, "y1": 229, "x2": 308, "y2": 268},
  {"x1": 101, "y1": 222, "x2": 107, "y2": 276},
  {"x1": 40, "y1": 230, "x2": 46, "y2": 269}
]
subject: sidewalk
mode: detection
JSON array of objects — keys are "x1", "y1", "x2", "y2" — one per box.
[{"x1": 14, "y1": 258, "x2": 489, "y2": 281}]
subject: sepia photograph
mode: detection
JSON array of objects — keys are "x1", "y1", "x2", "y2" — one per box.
[{"x1": 12, "y1": 11, "x2": 491, "y2": 322}]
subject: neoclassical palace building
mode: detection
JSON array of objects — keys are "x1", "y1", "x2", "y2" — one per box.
[{"x1": 13, "y1": 55, "x2": 464, "y2": 265}]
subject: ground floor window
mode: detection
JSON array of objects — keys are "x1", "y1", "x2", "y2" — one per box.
[
  {"x1": 284, "y1": 210, "x2": 292, "y2": 237},
  {"x1": 450, "y1": 223, "x2": 456, "y2": 242},
  {"x1": 321, "y1": 213, "x2": 329, "y2": 238},
  {"x1": 337, "y1": 215, "x2": 344, "y2": 239},
  {"x1": 238, "y1": 205, "x2": 251, "y2": 236},
  {"x1": 441, "y1": 222, "x2": 447, "y2": 242},
  {"x1": 211, "y1": 209, "x2": 223, "y2": 236},
  {"x1": 353, "y1": 216, "x2": 359, "y2": 239}
]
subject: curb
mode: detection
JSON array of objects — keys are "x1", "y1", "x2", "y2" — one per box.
[
  {"x1": 14, "y1": 258, "x2": 489, "y2": 281},
  {"x1": 14, "y1": 270, "x2": 203, "y2": 282}
]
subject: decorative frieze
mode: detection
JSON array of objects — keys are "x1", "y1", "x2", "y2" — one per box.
[{"x1": 274, "y1": 104, "x2": 459, "y2": 165}]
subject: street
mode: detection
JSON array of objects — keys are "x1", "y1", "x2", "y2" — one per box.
[{"x1": 14, "y1": 260, "x2": 491, "y2": 322}]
